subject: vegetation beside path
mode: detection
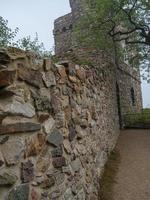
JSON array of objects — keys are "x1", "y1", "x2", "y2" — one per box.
[
  {"x1": 124, "y1": 108, "x2": 150, "y2": 127},
  {"x1": 99, "y1": 149, "x2": 121, "y2": 200}
]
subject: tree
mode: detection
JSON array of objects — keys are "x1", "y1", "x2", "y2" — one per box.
[
  {"x1": 75, "y1": 0, "x2": 150, "y2": 80},
  {"x1": 0, "y1": 16, "x2": 18, "y2": 47},
  {"x1": 0, "y1": 16, "x2": 51, "y2": 57},
  {"x1": 98, "y1": 0, "x2": 149, "y2": 45},
  {"x1": 17, "y1": 33, "x2": 52, "y2": 57},
  {"x1": 76, "y1": 0, "x2": 150, "y2": 46}
]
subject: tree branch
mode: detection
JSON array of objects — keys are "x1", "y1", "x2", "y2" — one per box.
[
  {"x1": 129, "y1": 0, "x2": 138, "y2": 14},
  {"x1": 120, "y1": 6, "x2": 146, "y2": 33},
  {"x1": 125, "y1": 38, "x2": 147, "y2": 45}
]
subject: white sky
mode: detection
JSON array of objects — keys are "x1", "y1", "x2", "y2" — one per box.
[
  {"x1": 0, "y1": 0, "x2": 149, "y2": 107},
  {"x1": 0, "y1": 0, "x2": 71, "y2": 50}
]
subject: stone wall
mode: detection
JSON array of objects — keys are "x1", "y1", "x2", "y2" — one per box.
[
  {"x1": 0, "y1": 48, "x2": 120, "y2": 200},
  {"x1": 117, "y1": 63, "x2": 143, "y2": 115},
  {"x1": 54, "y1": 47, "x2": 143, "y2": 116},
  {"x1": 54, "y1": 0, "x2": 143, "y2": 120},
  {"x1": 54, "y1": 13, "x2": 73, "y2": 55},
  {"x1": 54, "y1": 0, "x2": 89, "y2": 55}
]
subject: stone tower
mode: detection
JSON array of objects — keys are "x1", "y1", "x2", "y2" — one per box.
[
  {"x1": 69, "y1": 0, "x2": 87, "y2": 19},
  {"x1": 54, "y1": 0, "x2": 113, "y2": 65},
  {"x1": 54, "y1": 0, "x2": 143, "y2": 116},
  {"x1": 54, "y1": 0, "x2": 89, "y2": 55}
]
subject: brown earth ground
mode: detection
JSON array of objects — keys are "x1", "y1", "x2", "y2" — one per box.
[{"x1": 113, "y1": 129, "x2": 150, "y2": 200}]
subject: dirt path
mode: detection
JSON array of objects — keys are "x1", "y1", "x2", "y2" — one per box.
[{"x1": 113, "y1": 129, "x2": 150, "y2": 200}]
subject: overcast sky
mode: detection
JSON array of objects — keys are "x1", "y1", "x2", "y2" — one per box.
[{"x1": 0, "y1": 0, "x2": 149, "y2": 107}]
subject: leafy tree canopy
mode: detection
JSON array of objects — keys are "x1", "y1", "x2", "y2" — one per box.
[
  {"x1": 0, "y1": 16, "x2": 51, "y2": 57},
  {"x1": 0, "y1": 16, "x2": 18, "y2": 48},
  {"x1": 16, "y1": 33, "x2": 51, "y2": 57},
  {"x1": 75, "y1": 0, "x2": 150, "y2": 80}
]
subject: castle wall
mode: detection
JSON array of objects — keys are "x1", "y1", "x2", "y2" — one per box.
[
  {"x1": 117, "y1": 64, "x2": 143, "y2": 115},
  {"x1": 53, "y1": 0, "x2": 143, "y2": 119},
  {"x1": 69, "y1": 0, "x2": 87, "y2": 20},
  {"x1": 54, "y1": 0, "x2": 88, "y2": 55},
  {"x1": 53, "y1": 0, "x2": 142, "y2": 198},
  {"x1": 0, "y1": 48, "x2": 120, "y2": 200},
  {"x1": 54, "y1": 13, "x2": 73, "y2": 55}
]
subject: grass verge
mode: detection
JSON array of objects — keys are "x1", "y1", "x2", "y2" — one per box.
[
  {"x1": 99, "y1": 149, "x2": 121, "y2": 200},
  {"x1": 124, "y1": 109, "x2": 150, "y2": 126}
]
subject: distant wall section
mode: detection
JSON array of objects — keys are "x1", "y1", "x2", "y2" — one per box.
[{"x1": 54, "y1": 13, "x2": 73, "y2": 55}]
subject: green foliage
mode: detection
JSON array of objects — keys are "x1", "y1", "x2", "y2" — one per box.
[
  {"x1": 16, "y1": 33, "x2": 52, "y2": 57},
  {"x1": 0, "y1": 16, "x2": 51, "y2": 57},
  {"x1": 124, "y1": 109, "x2": 150, "y2": 126},
  {"x1": 74, "y1": 3, "x2": 115, "y2": 51},
  {"x1": 0, "y1": 16, "x2": 18, "y2": 47},
  {"x1": 73, "y1": 59, "x2": 92, "y2": 66},
  {"x1": 51, "y1": 55, "x2": 60, "y2": 63},
  {"x1": 75, "y1": 0, "x2": 150, "y2": 79}
]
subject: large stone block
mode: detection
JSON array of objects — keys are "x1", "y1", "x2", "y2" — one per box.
[
  {"x1": 51, "y1": 94, "x2": 62, "y2": 114},
  {"x1": 76, "y1": 66, "x2": 86, "y2": 82},
  {"x1": 40, "y1": 176, "x2": 55, "y2": 189},
  {"x1": 56, "y1": 65, "x2": 68, "y2": 84},
  {"x1": 0, "y1": 70, "x2": 16, "y2": 88},
  {"x1": 47, "y1": 169, "x2": 65, "y2": 185},
  {"x1": 0, "y1": 82, "x2": 31, "y2": 100},
  {"x1": 1, "y1": 138, "x2": 25, "y2": 166},
  {"x1": 0, "y1": 48, "x2": 26, "y2": 61},
  {"x1": 55, "y1": 111, "x2": 66, "y2": 128},
  {"x1": 0, "y1": 98, "x2": 36, "y2": 118},
  {"x1": 25, "y1": 133, "x2": 45, "y2": 157},
  {"x1": 0, "y1": 122, "x2": 41, "y2": 135},
  {"x1": 52, "y1": 157, "x2": 66, "y2": 168},
  {"x1": 37, "y1": 112, "x2": 49, "y2": 123},
  {"x1": 51, "y1": 146, "x2": 63, "y2": 157},
  {"x1": 70, "y1": 158, "x2": 82, "y2": 173},
  {"x1": 43, "y1": 116, "x2": 55, "y2": 134},
  {"x1": 36, "y1": 147, "x2": 51, "y2": 173},
  {"x1": 42, "y1": 71, "x2": 56, "y2": 88},
  {"x1": 21, "y1": 160, "x2": 34, "y2": 183},
  {"x1": 47, "y1": 129, "x2": 64, "y2": 147},
  {"x1": 18, "y1": 66, "x2": 43, "y2": 88},
  {"x1": 0, "y1": 50, "x2": 11, "y2": 64},
  {"x1": 43, "y1": 58, "x2": 52, "y2": 71},
  {"x1": 34, "y1": 95, "x2": 52, "y2": 112},
  {"x1": 6, "y1": 183, "x2": 30, "y2": 200},
  {"x1": 0, "y1": 172, "x2": 18, "y2": 186},
  {"x1": 68, "y1": 126, "x2": 76, "y2": 141}
]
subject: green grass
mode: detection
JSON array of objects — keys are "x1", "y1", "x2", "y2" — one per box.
[
  {"x1": 99, "y1": 149, "x2": 121, "y2": 200},
  {"x1": 124, "y1": 109, "x2": 150, "y2": 126}
]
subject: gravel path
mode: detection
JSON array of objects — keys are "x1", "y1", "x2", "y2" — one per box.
[{"x1": 113, "y1": 129, "x2": 150, "y2": 200}]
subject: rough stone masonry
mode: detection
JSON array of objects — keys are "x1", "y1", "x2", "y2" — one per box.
[
  {"x1": 0, "y1": 0, "x2": 143, "y2": 199},
  {"x1": 0, "y1": 47, "x2": 119, "y2": 200},
  {"x1": 54, "y1": 0, "x2": 143, "y2": 116},
  {"x1": 0, "y1": 45, "x2": 142, "y2": 200}
]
